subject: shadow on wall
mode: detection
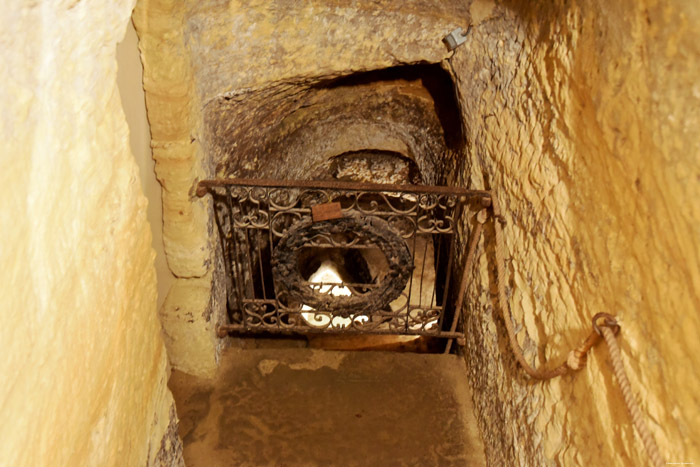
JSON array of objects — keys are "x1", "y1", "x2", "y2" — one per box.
[{"x1": 116, "y1": 20, "x2": 175, "y2": 311}]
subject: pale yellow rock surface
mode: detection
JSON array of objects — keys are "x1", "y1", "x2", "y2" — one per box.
[
  {"x1": 456, "y1": 0, "x2": 700, "y2": 465},
  {"x1": 186, "y1": 0, "x2": 467, "y2": 101},
  {"x1": 160, "y1": 274, "x2": 221, "y2": 378},
  {"x1": 0, "y1": 1, "x2": 181, "y2": 465},
  {"x1": 117, "y1": 21, "x2": 176, "y2": 312},
  {"x1": 133, "y1": 0, "x2": 223, "y2": 379},
  {"x1": 134, "y1": 0, "x2": 211, "y2": 280}
]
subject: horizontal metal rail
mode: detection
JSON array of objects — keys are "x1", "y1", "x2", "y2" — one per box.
[
  {"x1": 217, "y1": 323, "x2": 465, "y2": 340},
  {"x1": 197, "y1": 177, "x2": 492, "y2": 205}
]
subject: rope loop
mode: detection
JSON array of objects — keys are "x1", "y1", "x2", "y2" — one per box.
[{"x1": 592, "y1": 312, "x2": 621, "y2": 337}]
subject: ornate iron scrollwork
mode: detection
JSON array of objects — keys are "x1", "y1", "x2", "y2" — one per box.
[{"x1": 197, "y1": 177, "x2": 492, "y2": 340}]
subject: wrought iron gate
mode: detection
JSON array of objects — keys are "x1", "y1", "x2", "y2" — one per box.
[{"x1": 197, "y1": 178, "x2": 491, "y2": 344}]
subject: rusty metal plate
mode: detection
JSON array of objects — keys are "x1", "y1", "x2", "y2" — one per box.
[{"x1": 311, "y1": 202, "x2": 343, "y2": 222}]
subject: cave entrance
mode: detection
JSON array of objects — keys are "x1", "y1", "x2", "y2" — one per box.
[{"x1": 197, "y1": 177, "x2": 491, "y2": 352}]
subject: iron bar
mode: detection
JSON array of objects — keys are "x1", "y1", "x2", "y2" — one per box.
[
  {"x1": 197, "y1": 177, "x2": 492, "y2": 203},
  {"x1": 217, "y1": 323, "x2": 464, "y2": 340},
  {"x1": 444, "y1": 209, "x2": 487, "y2": 353}
]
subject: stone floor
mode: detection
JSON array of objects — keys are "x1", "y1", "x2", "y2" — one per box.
[{"x1": 169, "y1": 347, "x2": 486, "y2": 466}]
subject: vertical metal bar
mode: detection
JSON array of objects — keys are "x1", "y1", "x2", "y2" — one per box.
[
  {"x1": 436, "y1": 233, "x2": 454, "y2": 333},
  {"x1": 405, "y1": 201, "x2": 418, "y2": 333},
  {"x1": 213, "y1": 191, "x2": 236, "y2": 315},
  {"x1": 419, "y1": 233, "x2": 429, "y2": 305},
  {"x1": 437, "y1": 198, "x2": 461, "y2": 332},
  {"x1": 243, "y1": 224, "x2": 257, "y2": 325},
  {"x1": 228, "y1": 189, "x2": 248, "y2": 330},
  {"x1": 418, "y1": 231, "x2": 429, "y2": 330},
  {"x1": 267, "y1": 187, "x2": 281, "y2": 330},
  {"x1": 430, "y1": 232, "x2": 441, "y2": 310},
  {"x1": 444, "y1": 207, "x2": 484, "y2": 354},
  {"x1": 257, "y1": 229, "x2": 267, "y2": 300}
]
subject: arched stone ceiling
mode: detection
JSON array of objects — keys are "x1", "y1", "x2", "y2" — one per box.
[{"x1": 204, "y1": 66, "x2": 463, "y2": 184}]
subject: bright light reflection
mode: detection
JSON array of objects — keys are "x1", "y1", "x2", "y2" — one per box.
[{"x1": 301, "y1": 261, "x2": 369, "y2": 328}]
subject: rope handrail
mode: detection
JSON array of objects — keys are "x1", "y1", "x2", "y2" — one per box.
[{"x1": 484, "y1": 195, "x2": 664, "y2": 466}]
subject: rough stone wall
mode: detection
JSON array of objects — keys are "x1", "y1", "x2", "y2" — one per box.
[
  {"x1": 207, "y1": 76, "x2": 451, "y2": 184},
  {"x1": 0, "y1": 1, "x2": 182, "y2": 465},
  {"x1": 185, "y1": 0, "x2": 470, "y2": 102},
  {"x1": 117, "y1": 21, "x2": 176, "y2": 312},
  {"x1": 454, "y1": 0, "x2": 700, "y2": 465},
  {"x1": 132, "y1": 0, "x2": 699, "y2": 463},
  {"x1": 133, "y1": 0, "x2": 225, "y2": 378}
]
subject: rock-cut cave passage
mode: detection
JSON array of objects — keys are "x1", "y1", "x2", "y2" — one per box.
[
  {"x1": 132, "y1": 0, "x2": 698, "y2": 465},
  {"x1": 2, "y1": 0, "x2": 698, "y2": 466},
  {"x1": 171, "y1": 57, "x2": 491, "y2": 466}
]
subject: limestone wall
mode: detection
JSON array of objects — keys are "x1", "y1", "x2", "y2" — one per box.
[
  {"x1": 133, "y1": 0, "x2": 224, "y2": 379},
  {"x1": 117, "y1": 20, "x2": 176, "y2": 312},
  {"x1": 0, "y1": 1, "x2": 182, "y2": 465},
  {"x1": 455, "y1": 0, "x2": 700, "y2": 464}
]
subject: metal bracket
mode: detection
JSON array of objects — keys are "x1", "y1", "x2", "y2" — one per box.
[{"x1": 443, "y1": 26, "x2": 471, "y2": 52}]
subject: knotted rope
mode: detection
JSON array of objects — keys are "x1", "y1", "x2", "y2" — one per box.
[{"x1": 599, "y1": 323, "x2": 664, "y2": 467}]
